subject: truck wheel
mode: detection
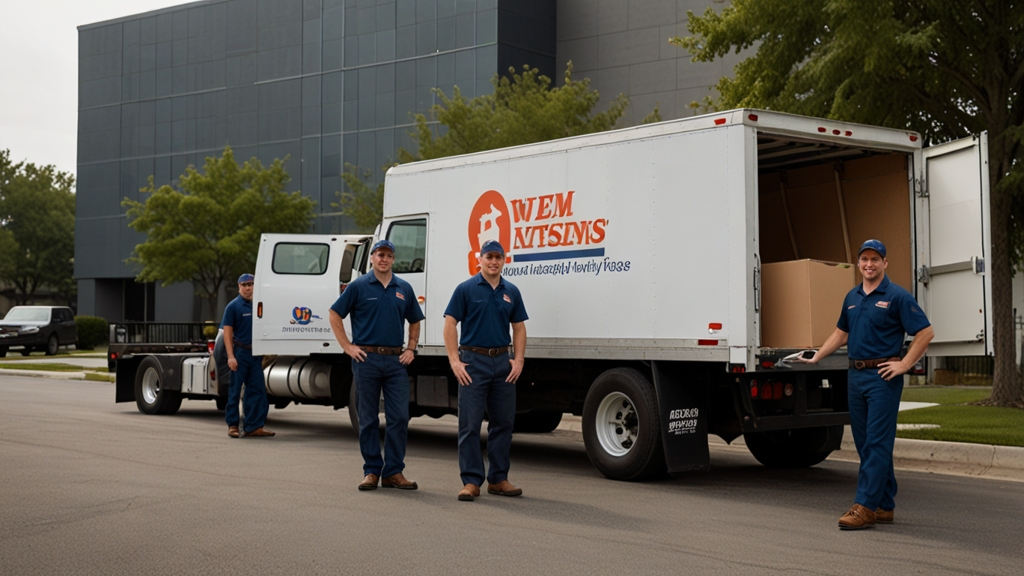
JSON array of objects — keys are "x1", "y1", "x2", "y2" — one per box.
[
  {"x1": 744, "y1": 425, "x2": 844, "y2": 468},
  {"x1": 45, "y1": 334, "x2": 59, "y2": 356},
  {"x1": 134, "y1": 356, "x2": 183, "y2": 415},
  {"x1": 347, "y1": 382, "x2": 359, "y2": 432},
  {"x1": 582, "y1": 368, "x2": 666, "y2": 481},
  {"x1": 513, "y1": 410, "x2": 563, "y2": 433}
]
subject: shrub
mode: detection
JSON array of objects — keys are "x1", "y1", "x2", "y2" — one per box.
[
  {"x1": 202, "y1": 322, "x2": 218, "y2": 340},
  {"x1": 75, "y1": 316, "x2": 109, "y2": 350}
]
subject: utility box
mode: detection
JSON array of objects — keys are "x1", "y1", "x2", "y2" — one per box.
[{"x1": 761, "y1": 260, "x2": 855, "y2": 349}]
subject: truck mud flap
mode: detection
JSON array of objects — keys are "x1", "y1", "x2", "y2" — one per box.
[{"x1": 651, "y1": 361, "x2": 710, "y2": 474}]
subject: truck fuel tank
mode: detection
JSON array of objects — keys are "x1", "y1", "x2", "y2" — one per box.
[{"x1": 264, "y1": 356, "x2": 332, "y2": 400}]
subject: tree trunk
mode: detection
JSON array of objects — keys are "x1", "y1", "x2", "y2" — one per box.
[{"x1": 986, "y1": 139, "x2": 1024, "y2": 407}]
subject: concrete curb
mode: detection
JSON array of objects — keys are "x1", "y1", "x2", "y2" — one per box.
[
  {"x1": 558, "y1": 416, "x2": 1024, "y2": 481},
  {"x1": 0, "y1": 368, "x2": 90, "y2": 380}
]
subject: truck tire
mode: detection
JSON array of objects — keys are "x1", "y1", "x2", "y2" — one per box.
[
  {"x1": 744, "y1": 425, "x2": 844, "y2": 469},
  {"x1": 582, "y1": 368, "x2": 666, "y2": 481},
  {"x1": 512, "y1": 410, "x2": 563, "y2": 433},
  {"x1": 347, "y1": 381, "x2": 360, "y2": 432},
  {"x1": 45, "y1": 333, "x2": 59, "y2": 356},
  {"x1": 134, "y1": 356, "x2": 183, "y2": 415}
]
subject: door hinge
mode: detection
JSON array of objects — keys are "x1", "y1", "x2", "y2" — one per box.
[
  {"x1": 915, "y1": 177, "x2": 928, "y2": 198},
  {"x1": 972, "y1": 256, "x2": 985, "y2": 274},
  {"x1": 917, "y1": 265, "x2": 930, "y2": 285}
]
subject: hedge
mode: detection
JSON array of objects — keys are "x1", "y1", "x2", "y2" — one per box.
[{"x1": 75, "y1": 316, "x2": 109, "y2": 350}]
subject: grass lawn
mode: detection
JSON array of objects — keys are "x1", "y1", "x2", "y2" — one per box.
[
  {"x1": 898, "y1": 386, "x2": 1024, "y2": 447},
  {"x1": 0, "y1": 363, "x2": 84, "y2": 372}
]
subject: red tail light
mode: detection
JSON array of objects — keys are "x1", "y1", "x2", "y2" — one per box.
[
  {"x1": 749, "y1": 380, "x2": 759, "y2": 398},
  {"x1": 772, "y1": 382, "x2": 783, "y2": 400},
  {"x1": 207, "y1": 341, "x2": 215, "y2": 354}
]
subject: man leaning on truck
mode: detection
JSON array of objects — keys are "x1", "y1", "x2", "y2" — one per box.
[
  {"x1": 798, "y1": 239, "x2": 934, "y2": 530},
  {"x1": 444, "y1": 240, "x2": 529, "y2": 502},
  {"x1": 329, "y1": 239, "x2": 425, "y2": 491},
  {"x1": 222, "y1": 273, "x2": 274, "y2": 438}
]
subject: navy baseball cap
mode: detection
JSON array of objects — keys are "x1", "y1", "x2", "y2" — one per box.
[
  {"x1": 858, "y1": 239, "x2": 886, "y2": 258},
  {"x1": 480, "y1": 239, "x2": 505, "y2": 256},
  {"x1": 237, "y1": 273, "x2": 255, "y2": 284},
  {"x1": 371, "y1": 239, "x2": 395, "y2": 254}
]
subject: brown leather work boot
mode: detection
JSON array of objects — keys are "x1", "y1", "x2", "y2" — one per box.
[
  {"x1": 358, "y1": 474, "x2": 380, "y2": 491},
  {"x1": 486, "y1": 479, "x2": 523, "y2": 497},
  {"x1": 875, "y1": 508, "x2": 894, "y2": 524},
  {"x1": 457, "y1": 484, "x2": 480, "y2": 501},
  {"x1": 838, "y1": 504, "x2": 877, "y2": 530},
  {"x1": 228, "y1": 426, "x2": 240, "y2": 438},
  {"x1": 246, "y1": 427, "x2": 275, "y2": 437},
  {"x1": 381, "y1": 472, "x2": 418, "y2": 490}
]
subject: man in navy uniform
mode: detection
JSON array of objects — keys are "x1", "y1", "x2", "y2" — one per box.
[
  {"x1": 222, "y1": 273, "x2": 274, "y2": 438},
  {"x1": 443, "y1": 240, "x2": 528, "y2": 502},
  {"x1": 330, "y1": 239, "x2": 424, "y2": 491},
  {"x1": 799, "y1": 239, "x2": 933, "y2": 529}
]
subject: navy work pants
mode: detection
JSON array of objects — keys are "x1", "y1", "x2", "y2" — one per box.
[
  {"x1": 225, "y1": 348, "x2": 269, "y2": 434},
  {"x1": 848, "y1": 368, "x2": 903, "y2": 511},
  {"x1": 352, "y1": 353, "x2": 411, "y2": 478},
  {"x1": 457, "y1": 349, "x2": 515, "y2": 487}
]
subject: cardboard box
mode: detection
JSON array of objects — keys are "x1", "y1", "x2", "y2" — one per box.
[{"x1": 761, "y1": 259, "x2": 855, "y2": 349}]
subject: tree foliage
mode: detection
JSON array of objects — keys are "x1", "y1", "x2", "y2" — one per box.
[
  {"x1": 336, "y1": 163, "x2": 386, "y2": 233},
  {"x1": 0, "y1": 149, "x2": 76, "y2": 306},
  {"x1": 398, "y1": 62, "x2": 631, "y2": 162},
  {"x1": 672, "y1": 0, "x2": 1024, "y2": 406},
  {"x1": 124, "y1": 146, "x2": 315, "y2": 320}
]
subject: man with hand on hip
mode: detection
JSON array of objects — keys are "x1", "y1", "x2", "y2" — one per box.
[
  {"x1": 798, "y1": 239, "x2": 933, "y2": 530},
  {"x1": 330, "y1": 239, "x2": 424, "y2": 491},
  {"x1": 444, "y1": 240, "x2": 528, "y2": 502}
]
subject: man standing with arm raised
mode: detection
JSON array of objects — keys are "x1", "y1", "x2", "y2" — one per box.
[
  {"x1": 798, "y1": 239, "x2": 934, "y2": 530},
  {"x1": 444, "y1": 240, "x2": 528, "y2": 502},
  {"x1": 329, "y1": 239, "x2": 424, "y2": 491}
]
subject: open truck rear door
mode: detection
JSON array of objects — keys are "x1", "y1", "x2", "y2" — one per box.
[{"x1": 918, "y1": 133, "x2": 993, "y2": 356}]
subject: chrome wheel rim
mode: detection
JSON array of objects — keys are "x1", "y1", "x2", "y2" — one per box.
[
  {"x1": 141, "y1": 367, "x2": 160, "y2": 405},
  {"x1": 595, "y1": 391, "x2": 638, "y2": 457}
]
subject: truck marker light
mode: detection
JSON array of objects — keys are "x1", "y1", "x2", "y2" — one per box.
[
  {"x1": 708, "y1": 322, "x2": 722, "y2": 332},
  {"x1": 817, "y1": 127, "x2": 827, "y2": 133},
  {"x1": 731, "y1": 365, "x2": 745, "y2": 373},
  {"x1": 698, "y1": 339, "x2": 718, "y2": 346},
  {"x1": 749, "y1": 381, "x2": 759, "y2": 398},
  {"x1": 417, "y1": 295, "x2": 425, "y2": 305},
  {"x1": 110, "y1": 352, "x2": 119, "y2": 360},
  {"x1": 760, "y1": 360, "x2": 774, "y2": 369},
  {"x1": 832, "y1": 129, "x2": 841, "y2": 135},
  {"x1": 909, "y1": 135, "x2": 919, "y2": 142},
  {"x1": 784, "y1": 383, "x2": 794, "y2": 397},
  {"x1": 714, "y1": 118, "x2": 727, "y2": 125},
  {"x1": 257, "y1": 302, "x2": 263, "y2": 318},
  {"x1": 747, "y1": 114, "x2": 758, "y2": 121},
  {"x1": 845, "y1": 131, "x2": 852, "y2": 136}
]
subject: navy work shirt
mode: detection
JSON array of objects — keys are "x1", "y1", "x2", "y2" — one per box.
[
  {"x1": 444, "y1": 273, "x2": 528, "y2": 348},
  {"x1": 330, "y1": 272, "x2": 424, "y2": 347},
  {"x1": 837, "y1": 275, "x2": 931, "y2": 360},
  {"x1": 221, "y1": 295, "x2": 254, "y2": 346}
]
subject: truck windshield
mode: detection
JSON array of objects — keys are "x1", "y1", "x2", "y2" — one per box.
[{"x1": 3, "y1": 308, "x2": 49, "y2": 322}]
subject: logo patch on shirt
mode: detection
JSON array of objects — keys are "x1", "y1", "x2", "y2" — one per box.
[
  {"x1": 848, "y1": 305, "x2": 856, "y2": 309},
  {"x1": 875, "y1": 301, "x2": 890, "y2": 309},
  {"x1": 503, "y1": 294, "x2": 512, "y2": 303},
  {"x1": 396, "y1": 292, "x2": 405, "y2": 300}
]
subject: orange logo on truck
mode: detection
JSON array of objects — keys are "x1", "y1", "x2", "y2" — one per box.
[{"x1": 466, "y1": 189, "x2": 609, "y2": 275}]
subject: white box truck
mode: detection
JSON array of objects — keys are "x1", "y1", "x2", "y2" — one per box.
[{"x1": 116, "y1": 109, "x2": 992, "y2": 481}]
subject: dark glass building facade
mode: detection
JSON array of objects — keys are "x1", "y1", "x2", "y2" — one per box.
[{"x1": 77, "y1": 0, "x2": 733, "y2": 321}]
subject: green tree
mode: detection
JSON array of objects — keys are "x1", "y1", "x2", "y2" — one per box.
[
  {"x1": 398, "y1": 62, "x2": 631, "y2": 162},
  {"x1": 0, "y1": 150, "x2": 76, "y2": 306},
  {"x1": 124, "y1": 146, "x2": 315, "y2": 321},
  {"x1": 672, "y1": 0, "x2": 1024, "y2": 407},
  {"x1": 335, "y1": 163, "x2": 386, "y2": 232}
]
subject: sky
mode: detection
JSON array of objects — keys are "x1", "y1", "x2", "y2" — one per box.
[{"x1": 1, "y1": 0, "x2": 186, "y2": 178}]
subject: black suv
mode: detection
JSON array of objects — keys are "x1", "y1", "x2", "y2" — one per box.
[{"x1": 0, "y1": 306, "x2": 78, "y2": 357}]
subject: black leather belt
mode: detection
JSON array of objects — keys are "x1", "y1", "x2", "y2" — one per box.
[
  {"x1": 850, "y1": 357, "x2": 900, "y2": 370},
  {"x1": 460, "y1": 345, "x2": 510, "y2": 357},
  {"x1": 233, "y1": 341, "x2": 252, "y2": 349},
  {"x1": 358, "y1": 345, "x2": 403, "y2": 355}
]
